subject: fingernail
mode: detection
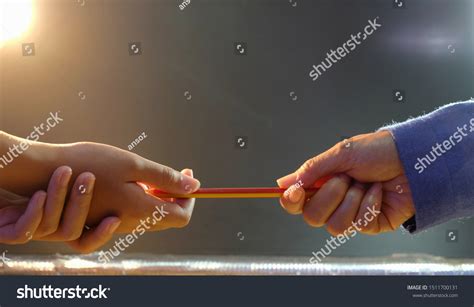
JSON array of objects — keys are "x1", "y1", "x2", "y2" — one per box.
[
  {"x1": 185, "y1": 168, "x2": 194, "y2": 177},
  {"x1": 108, "y1": 220, "x2": 121, "y2": 233},
  {"x1": 277, "y1": 173, "x2": 296, "y2": 188},
  {"x1": 60, "y1": 167, "x2": 73, "y2": 184},
  {"x1": 288, "y1": 188, "x2": 304, "y2": 203},
  {"x1": 182, "y1": 174, "x2": 200, "y2": 193}
]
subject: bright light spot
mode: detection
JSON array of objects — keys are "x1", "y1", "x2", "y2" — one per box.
[{"x1": 0, "y1": 0, "x2": 33, "y2": 45}]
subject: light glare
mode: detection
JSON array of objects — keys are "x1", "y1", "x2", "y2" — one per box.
[{"x1": 0, "y1": 0, "x2": 33, "y2": 45}]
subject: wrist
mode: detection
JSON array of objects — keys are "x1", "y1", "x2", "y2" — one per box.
[{"x1": 0, "y1": 131, "x2": 66, "y2": 195}]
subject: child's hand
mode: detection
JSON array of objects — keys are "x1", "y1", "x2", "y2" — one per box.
[
  {"x1": 1, "y1": 140, "x2": 201, "y2": 235},
  {"x1": 0, "y1": 166, "x2": 121, "y2": 253},
  {"x1": 57, "y1": 142, "x2": 201, "y2": 233},
  {"x1": 277, "y1": 131, "x2": 415, "y2": 235}
]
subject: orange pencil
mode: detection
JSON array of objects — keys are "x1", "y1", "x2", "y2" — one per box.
[
  {"x1": 149, "y1": 187, "x2": 320, "y2": 199},
  {"x1": 148, "y1": 176, "x2": 332, "y2": 199}
]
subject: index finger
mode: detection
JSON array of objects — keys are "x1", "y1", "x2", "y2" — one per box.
[{"x1": 277, "y1": 142, "x2": 350, "y2": 188}]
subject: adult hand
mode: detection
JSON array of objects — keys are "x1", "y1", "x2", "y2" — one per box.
[{"x1": 277, "y1": 131, "x2": 415, "y2": 235}]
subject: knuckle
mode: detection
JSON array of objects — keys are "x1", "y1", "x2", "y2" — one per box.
[
  {"x1": 161, "y1": 167, "x2": 180, "y2": 187},
  {"x1": 128, "y1": 153, "x2": 143, "y2": 173},
  {"x1": 333, "y1": 143, "x2": 347, "y2": 159},
  {"x1": 300, "y1": 158, "x2": 317, "y2": 174},
  {"x1": 334, "y1": 140, "x2": 354, "y2": 165},
  {"x1": 337, "y1": 137, "x2": 351, "y2": 150}
]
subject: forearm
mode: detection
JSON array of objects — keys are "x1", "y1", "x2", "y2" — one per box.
[
  {"x1": 0, "y1": 130, "x2": 65, "y2": 196},
  {"x1": 382, "y1": 100, "x2": 474, "y2": 232}
]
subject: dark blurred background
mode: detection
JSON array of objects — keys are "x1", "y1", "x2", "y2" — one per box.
[{"x1": 0, "y1": 0, "x2": 473, "y2": 258}]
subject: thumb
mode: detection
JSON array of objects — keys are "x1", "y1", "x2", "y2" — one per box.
[
  {"x1": 136, "y1": 158, "x2": 200, "y2": 194},
  {"x1": 277, "y1": 141, "x2": 351, "y2": 188}
]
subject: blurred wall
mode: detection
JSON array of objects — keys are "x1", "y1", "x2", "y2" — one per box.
[{"x1": 0, "y1": 0, "x2": 473, "y2": 257}]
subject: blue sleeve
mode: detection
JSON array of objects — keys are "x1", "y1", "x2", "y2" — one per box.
[{"x1": 381, "y1": 100, "x2": 474, "y2": 233}]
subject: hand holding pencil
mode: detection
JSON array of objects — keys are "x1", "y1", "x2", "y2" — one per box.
[
  {"x1": 276, "y1": 131, "x2": 415, "y2": 236},
  {"x1": 148, "y1": 131, "x2": 415, "y2": 237},
  {"x1": 149, "y1": 176, "x2": 331, "y2": 199},
  {"x1": 0, "y1": 128, "x2": 415, "y2": 253}
]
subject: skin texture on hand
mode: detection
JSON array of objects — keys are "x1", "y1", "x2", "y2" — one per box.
[
  {"x1": 277, "y1": 130, "x2": 416, "y2": 236},
  {"x1": 56, "y1": 143, "x2": 200, "y2": 233},
  {"x1": 0, "y1": 134, "x2": 200, "y2": 234},
  {"x1": 0, "y1": 166, "x2": 121, "y2": 253}
]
